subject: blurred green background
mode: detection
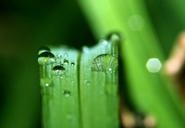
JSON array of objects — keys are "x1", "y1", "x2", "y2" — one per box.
[{"x1": 0, "y1": 0, "x2": 185, "y2": 128}]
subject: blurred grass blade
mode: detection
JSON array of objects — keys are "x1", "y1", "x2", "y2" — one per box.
[
  {"x1": 145, "y1": 0, "x2": 185, "y2": 55},
  {"x1": 79, "y1": 0, "x2": 185, "y2": 127},
  {"x1": 38, "y1": 47, "x2": 80, "y2": 128},
  {"x1": 80, "y1": 34, "x2": 120, "y2": 128}
]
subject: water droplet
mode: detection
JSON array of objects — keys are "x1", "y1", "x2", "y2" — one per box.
[
  {"x1": 71, "y1": 62, "x2": 75, "y2": 66},
  {"x1": 91, "y1": 55, "x2": 104, "y2": 72},
  {"x1": 41, "y1": 78, "x2": 51, "y2": 87},
  {"x1": 108, "y1": 68, "x2": 113, "y2": 73},
  {"x1": 91, "y1": 54, "x2": 117, "y2": 73},
  {"x1": 146, "y1": 58, "x2": 162, "y2": 73},
  {"x1": 128, "y1": 15, "x2": 144, "y2": 31},
  {"x1": 38, "y1": 46, "x2": 50, "y2": 55},
  {"x1": 52, "y1": 65, "x2": 65, "y2": 76},
  {"x1": 64, "y1": 59, "x2": 69, "y2": 65},
  {"x1": 84, "y1": 80, "x2": 91, "y2": 86},
  {"x1": 38, "y1": 51, "x2": 55, "y2": 65},
  {"x1": 63, "y1": 90, "x2": 71, "y2": 97}
]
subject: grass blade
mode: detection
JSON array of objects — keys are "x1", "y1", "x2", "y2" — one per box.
[
  {"x1": 79, "y1": 34, "x2": 120, "y2": 128},
  {"x1": 38, "y1": 35, "x2": 120, "y2": 128},
  {"x1": 38, "y1": 47, "x2": 80, "y2": 128},
  {"x1": 38, "y1": 34, "x2": 120, "y2": 128}
]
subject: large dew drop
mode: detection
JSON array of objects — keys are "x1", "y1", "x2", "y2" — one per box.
[
  {"x1": 38, "y1": 51, "x2": 55, "y2": 65},
  {"x1": 146, "y1": 58, "x2": 162, "y2": 73},
  {"x1": 38, "y1": 46, "x2": 50, "y2": 55},
  {"x1": 91, "y1": 54, "x2": 117, "y2": 73}
]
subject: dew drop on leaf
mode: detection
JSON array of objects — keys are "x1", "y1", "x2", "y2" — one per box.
[
  {"x1": 71, "y1": 62, "x2": 75, "y2": 66},
  {"x1": 108, "y1": 68, "x2": 113, "y2": 73},
  {"x1": 52, "y1": 65, "x2": 65, "y2": 76},
  {"x1": 91, "y1": 54, "x2": 109, "y2": 72},
  {"x1": 91, "y1": 54, "x2": 117, "y2": 73},
  {"x1": 38, "y1": 46, "x2": 50, "y2": 55},
  {"x1": 41, "y1": 78, "x2": 51, "y2": 87},
  {"x1": 64, "y1": 59, "x2": 69, "y2": 65},
  {"x1": 63, "y1": 90, "x2": 71, "y2": 97},
  {"x1": 38, "y1": 51, "x2": 55, "y2": 65}
]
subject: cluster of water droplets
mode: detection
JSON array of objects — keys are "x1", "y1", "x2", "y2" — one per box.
[{"x1": 38, "y1": 47, "x2": 76, "y2": 87}]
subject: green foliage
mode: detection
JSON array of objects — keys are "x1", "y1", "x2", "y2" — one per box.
[
  {"x1": 39, "y1": 47, "x2": 80, "y2": 128},
  {"x1": 38, "y1": 34, "x2": 120, "y2": 128},
  {"x1": 80, "y1": 34, "x2": 119, "y2": 128}
]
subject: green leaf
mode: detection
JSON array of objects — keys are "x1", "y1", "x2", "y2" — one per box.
[
  {"x1": 79, "y1": 34, "x2": 119, "y2": 128},
  {"x1": 38, "y1": 34, "x2": 120, "y2": 128},
  {"x1": 39, "y1": 47, "x2": 81, "y2": 128}
]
